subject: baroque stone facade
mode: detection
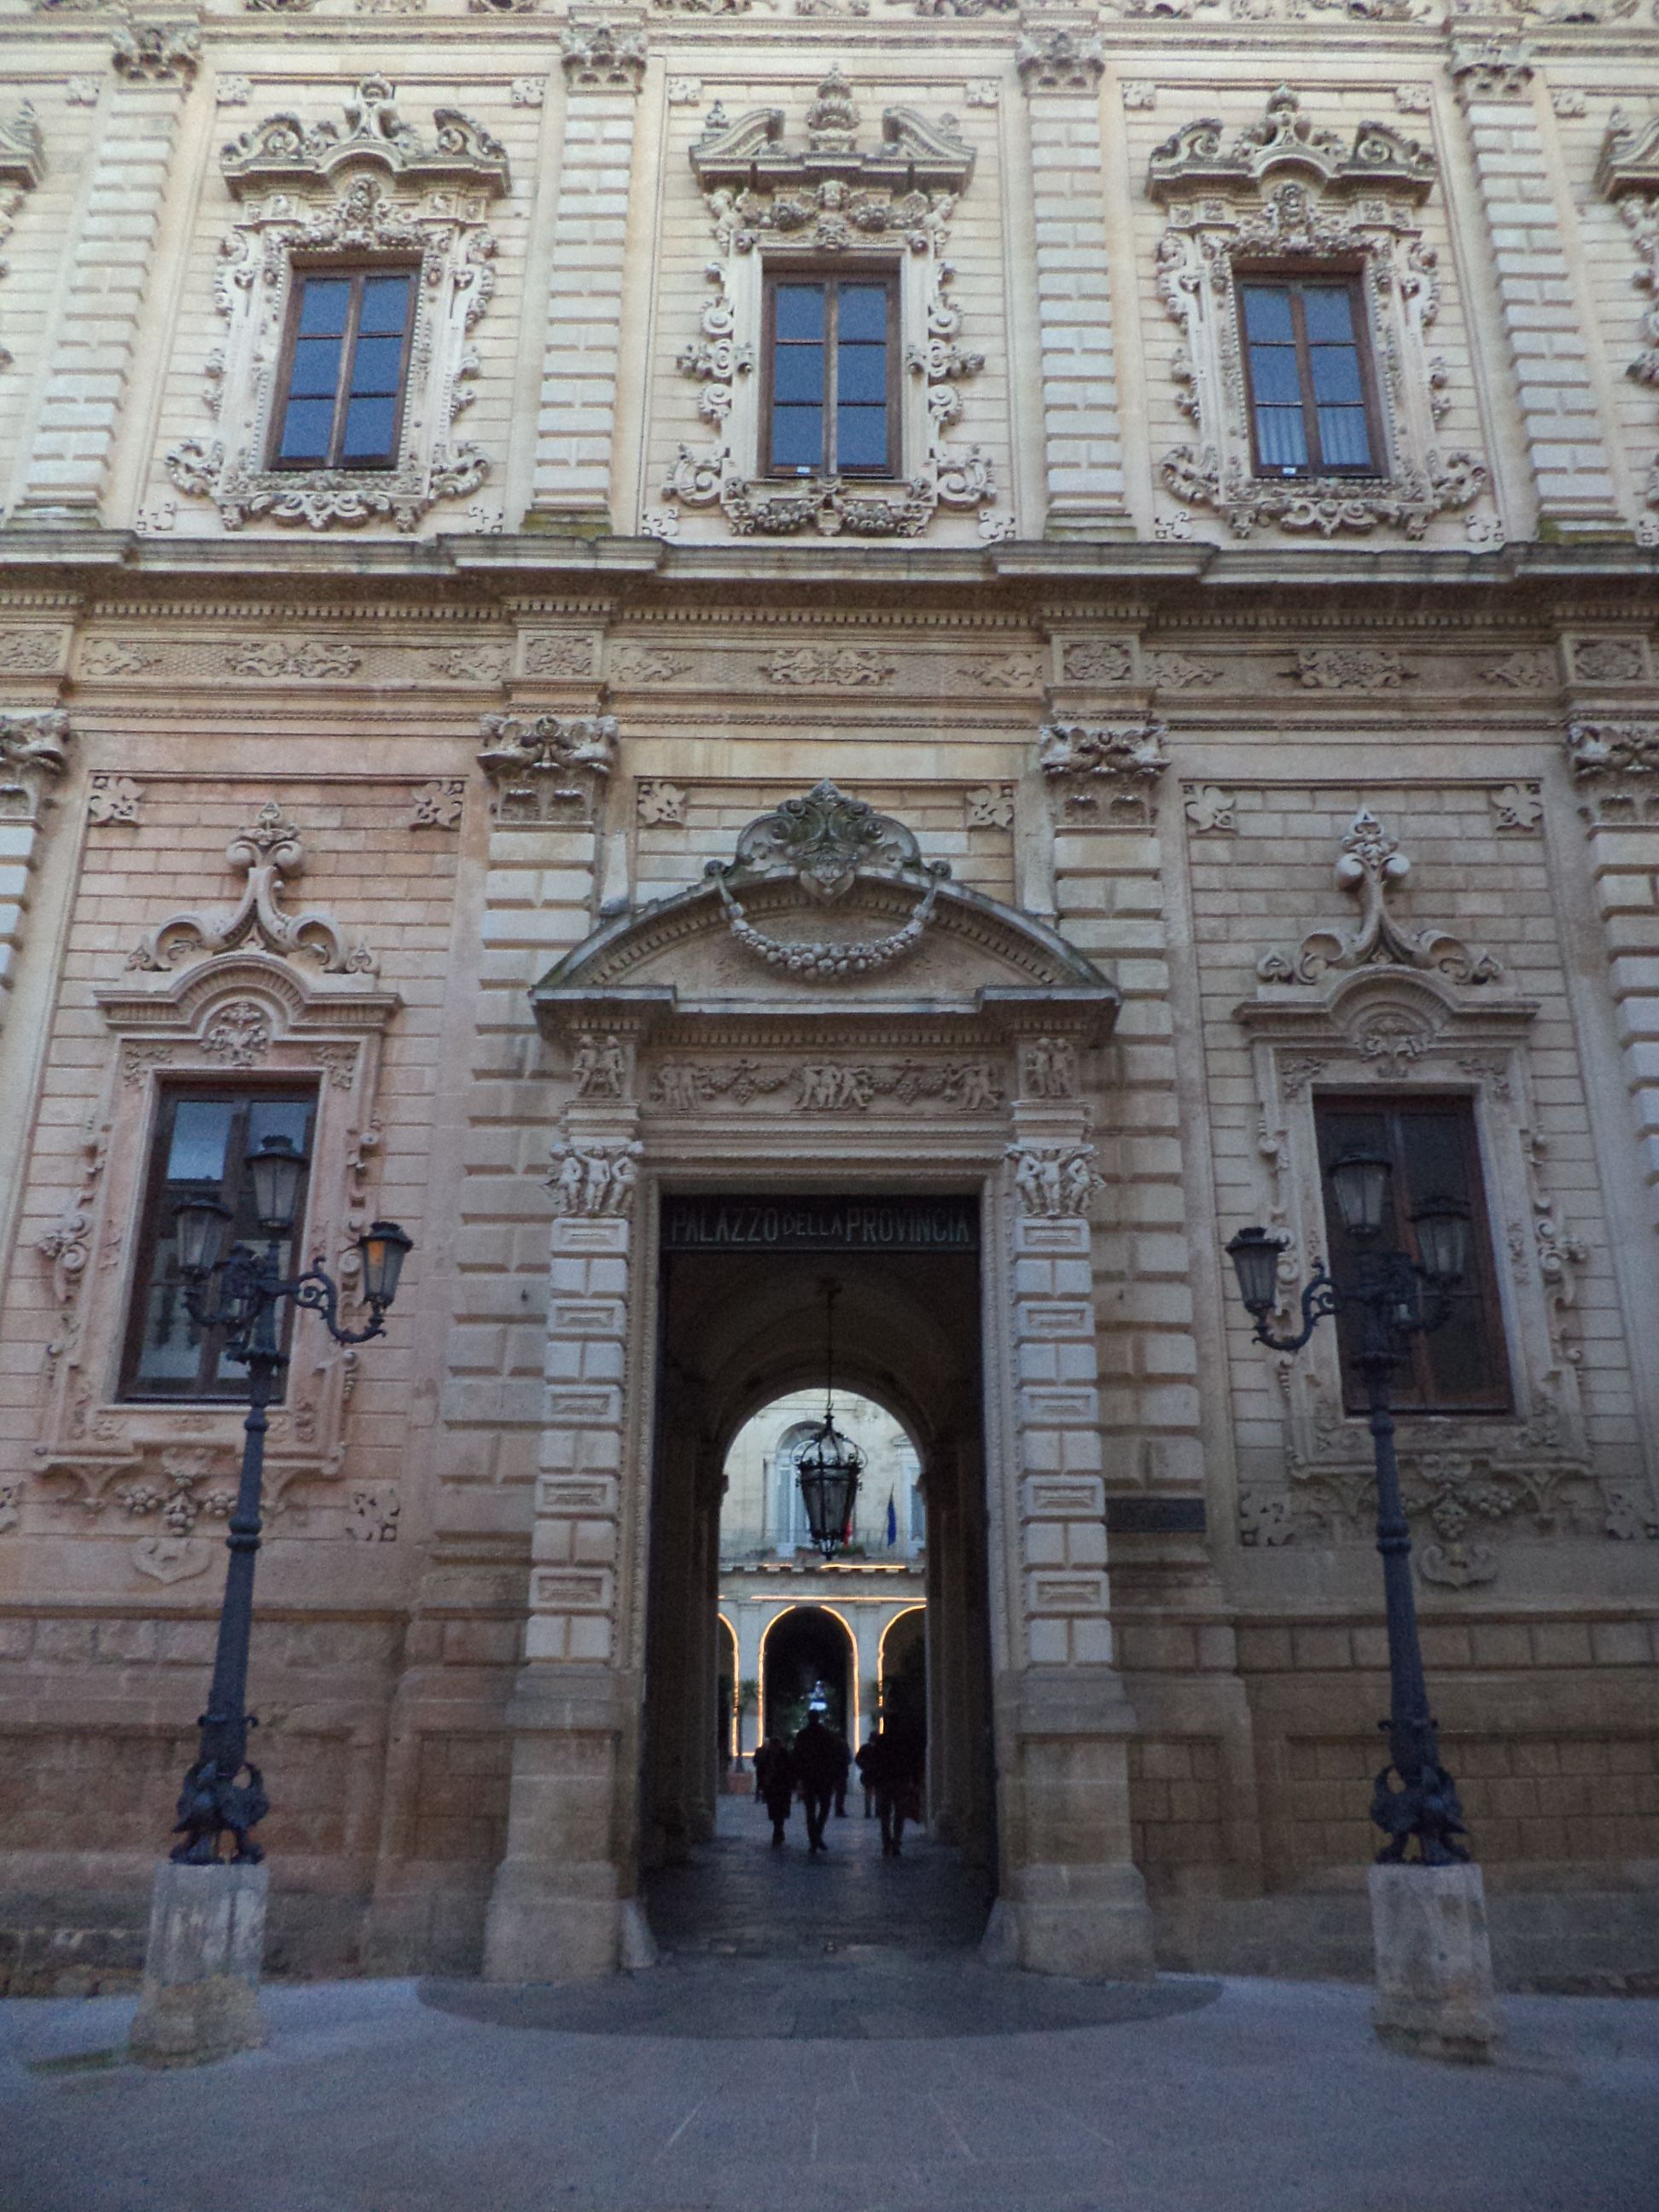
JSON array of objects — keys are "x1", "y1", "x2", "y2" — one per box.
[{"x1": 0, "y1": 5, "x2": 1656, "y2": 1996}]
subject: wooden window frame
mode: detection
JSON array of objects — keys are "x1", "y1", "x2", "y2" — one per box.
[
  {"x1": 1313, "y1": 1091, "x2": 1512, "y2": 1418},
  {"x1": 760, "y1": 265, "x2": 902, "y2": 482},
  {"x1": 119, "y1": 1081, "x2": 319, "y2": 1404},
  {"x1": 268, "y1": 259, "x2": 421, "y2": 475},
  {"x1": 1236, "y1": 267, "x2": 1387, "y2": 483}
]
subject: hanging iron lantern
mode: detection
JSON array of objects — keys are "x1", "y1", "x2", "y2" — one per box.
[{"x1": 795, "y1": 1278, "x2": 864, "y2": 1560}]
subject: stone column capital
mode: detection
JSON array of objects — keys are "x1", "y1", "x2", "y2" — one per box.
[
  {"x1": 1015, "y1": 27, "x2": 1104, "y2": 97},
  {"x1": 561, "y1": 19, "x2": 649, "y2": 96}
]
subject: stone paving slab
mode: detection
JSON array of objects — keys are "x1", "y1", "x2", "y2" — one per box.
[{"x1": 3, "y1": 1971, "x2": 1657, "y2": 2212}]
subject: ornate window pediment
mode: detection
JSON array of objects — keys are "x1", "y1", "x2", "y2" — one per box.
[
  {"x1": 1149, "y1": 87, "x2": 1485, "y2": 539},
  {"x1": 661, "y1": 73, "x2": 998, "y2": 539},
  {"x1": 166, "y1": 78, "x2": 508, "y2": 533}
]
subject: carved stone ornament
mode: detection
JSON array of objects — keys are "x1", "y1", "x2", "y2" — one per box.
[
  {"x1": 1567, "y1": 718, "x2": 1659, "y2": 822},
  {"x1": 477, "y1": 713, "x2": 617, "y2": 823},
  {"x1": 1597, "y1": 116, "x2": 1659, "y2": 520},
  {"x1": 0, "y1": 106, "x2": 44, "y2": 370},
  {"x1": 704, "y1": 780, "x2": 950, "y2": 981},
  {"x1": 166, "y1": 80, "x2": 507, "y2": 533},
  {"x1": 1006, "y1": 1142, "x2": 1103, "y2": 1218},
  {"x1": 1039, "y1": 720, "x2": 1168, "y2": 824},
  {"x1": 1014, "y1": 30, "x2": 1104, "y2": 93},
  {"x1": 110, "y1": 22, "x2": 201, "y2": 86},
  {"x1": 1447, "y1": 37, "x2": 1534, "y2": 106},
  {"x1": 1257, "y1": 810, "x2": 1501, "y2": 987},
  {"x1": 547, "y1": 1135, "x2": 642, "y2": 1218},
  {"x1": 667, "y1": 74, "x2": 994, "y2": 538},
  {"x1": 560, "y1": 22, "x2": 649, "y2": 91},
  {"x1": 0, "y1": 708, "x2": 70, "y2": 819},
  {"x1": 127, "y1": 800, "x2": 376, "y2": 975},
  {"x1": 1150, "y1": 89, "x2": 1483, "y2": 542}
]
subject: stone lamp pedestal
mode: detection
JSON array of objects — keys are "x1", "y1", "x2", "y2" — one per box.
[
  {"x1": 127, "y1": 1860, "x2": 268, "y2": 2068},
  {"x1": 1369, "y1": 1861, "x2": 1505, "y2": 2064}
]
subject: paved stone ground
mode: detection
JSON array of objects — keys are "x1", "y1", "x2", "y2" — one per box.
[{"x1": 2, "y1": 1801, "x2": 1656, "y2": 2212}]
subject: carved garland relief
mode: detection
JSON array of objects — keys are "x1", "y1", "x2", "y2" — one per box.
[
  {"x1": 166, "y1": 79, "x2": 509, "y2": 533},
  {"x1": 663, "y1": 72, "x2": 997, "y2": 538},
  {"x1": 1148, "y1": 87, "x2": 1486, "y2": 539}
]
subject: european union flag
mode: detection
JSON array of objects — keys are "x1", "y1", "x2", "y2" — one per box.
[{"x1": 885, "y1": 1490, "x2": 897, "y2": 1548}]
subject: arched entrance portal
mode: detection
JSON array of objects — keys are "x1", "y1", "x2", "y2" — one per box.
[
  {"x1": 483, "y1": 783, "x2": 1156, "y2": 1986},
  {"x1": 760, "y1": 1604, "x2": 853, "y2": 1743}
]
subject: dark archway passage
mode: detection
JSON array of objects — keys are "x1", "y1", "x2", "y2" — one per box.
[
  {"x1": 640, "y1": 1193, "x2": 993, "y2": 1959},
  {"x1": 761, "y1": 1604, "x2": 852, "y2": 1743}
]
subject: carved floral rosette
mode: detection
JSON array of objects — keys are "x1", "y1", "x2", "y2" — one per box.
[
  {"x1": 166, "y1": 80, "x2": 509, "y2": 533},
  {"x1": 27, "y1": 944, "x2": 402, "y2": 1549},
  {"x1": 663, "y1": 73, "x2": 995, "y2": 538},
  {"x1": 1149, "y1": 88, "x2": 1486, "y2": 540}
]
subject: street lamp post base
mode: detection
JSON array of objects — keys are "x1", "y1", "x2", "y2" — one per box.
[
  {"x1": 128, "y1": 1860, "x2": 269, "y2": 2069},
  {"x1": 1369, "y1": 1860, "x2": 1504, "y2": 2064}
]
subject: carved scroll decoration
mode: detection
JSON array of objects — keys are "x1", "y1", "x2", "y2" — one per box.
[
  {"x1": 167, "y1": 79, "x2": 508, "y2": 533},
  {"x1": 665, "y1": 73, "x2": 993, "y2": 538},
  {"x1": 1150, "y1": 88, "x2": 1485, "y2": 539},
  {"x1": 127, "y1": 800, "x2": 375, "y2": 975},
  {"x1": 1256, "y1": 810, "x2": 1501, "y2": 987}
]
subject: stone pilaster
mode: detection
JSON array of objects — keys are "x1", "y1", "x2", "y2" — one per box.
[
  {"x1": 992, "y1": 1097, "x2": 1155, "y2": 1978},
  {"x1": 0, "y1": 711, "x2": 70, "y2": 1014},
  {"x1": 1572, "y1": 718, "x2": 1659, "y2": 1227},
  {"x1": 1016, "y1": 23, "x2": 1129, "y2": 537},
  {"x1": 529, "y1": 19, "x2": 648, "y2": 530},
  {"x1": 11, "y1": 28, "x2": 198, "y2": 526},
  {"x1": 1450, "y1": 39, "x2": 1627, "y2": 536}
]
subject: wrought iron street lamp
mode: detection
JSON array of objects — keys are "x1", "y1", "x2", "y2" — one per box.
[
  {"x1": 1226, "y1": 1154, "x2": 1474, "y2": 1866},
  {"x1": 166, "y1": 1136, "x2": 411, "y2": 1865},
  {"x1": 795, "y1": 1278, "x2": 864, "y2": 1560}
]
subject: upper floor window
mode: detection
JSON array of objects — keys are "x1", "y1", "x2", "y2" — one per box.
[
  {"x1": 1313, "y1": 1094, "x2": 1511, "y2": 1417},
  {"x1": 272, "y1": 265, "x2": 417, "y2": 472},
  {"x1": 121, "y1": 1086, "x2": 317, "y2": 1401},
  {"x1": 1238, "y1": 275, "x2": 1381, "y2": 480},
  {"x1": 763, "y1": 271, "x2": 898, "y2": 479}
]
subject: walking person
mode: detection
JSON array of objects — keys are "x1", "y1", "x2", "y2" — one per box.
[
  {"x1": 753, "y1": 1734, "x2": 795, "y2": 1848},
  {"x1": 830, "y1": 1725, "x2": 853, "y2": 1818},
  {"x1": 791, "y1": 1709, "x2": 841, "y2": 1855},
  {"x1": 854, "y1": 1735, "x2": 876, "y2": 1818}
]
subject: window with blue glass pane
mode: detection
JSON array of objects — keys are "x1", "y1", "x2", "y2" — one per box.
[
  {"x1": 273, "y1": 266, "x2": 416, "y2": 472},
  {"x1": 1238, "y1": 276, "x2": 1377, "y2": 479},
  {"x1": 766, "y1": 272, "x2": 894, "y2": 477}
]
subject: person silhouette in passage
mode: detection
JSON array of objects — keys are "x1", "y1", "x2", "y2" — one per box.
[
  {"x1": 864, "y1": 1723, "x2": 924, "y2": 1857},
  {"x1": 830, "y1": 1725, "x2": 853, "y2": 1818},
  {"x1": 854, "y1": 1734, "x2": 876, "y2": 1818},
  {"x1": 753, "y1": 1735, "x2": 795, "y2": 1848},
  {"x1": 791, "y1": 1710, "x2": 842, "y2": 1855}
]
